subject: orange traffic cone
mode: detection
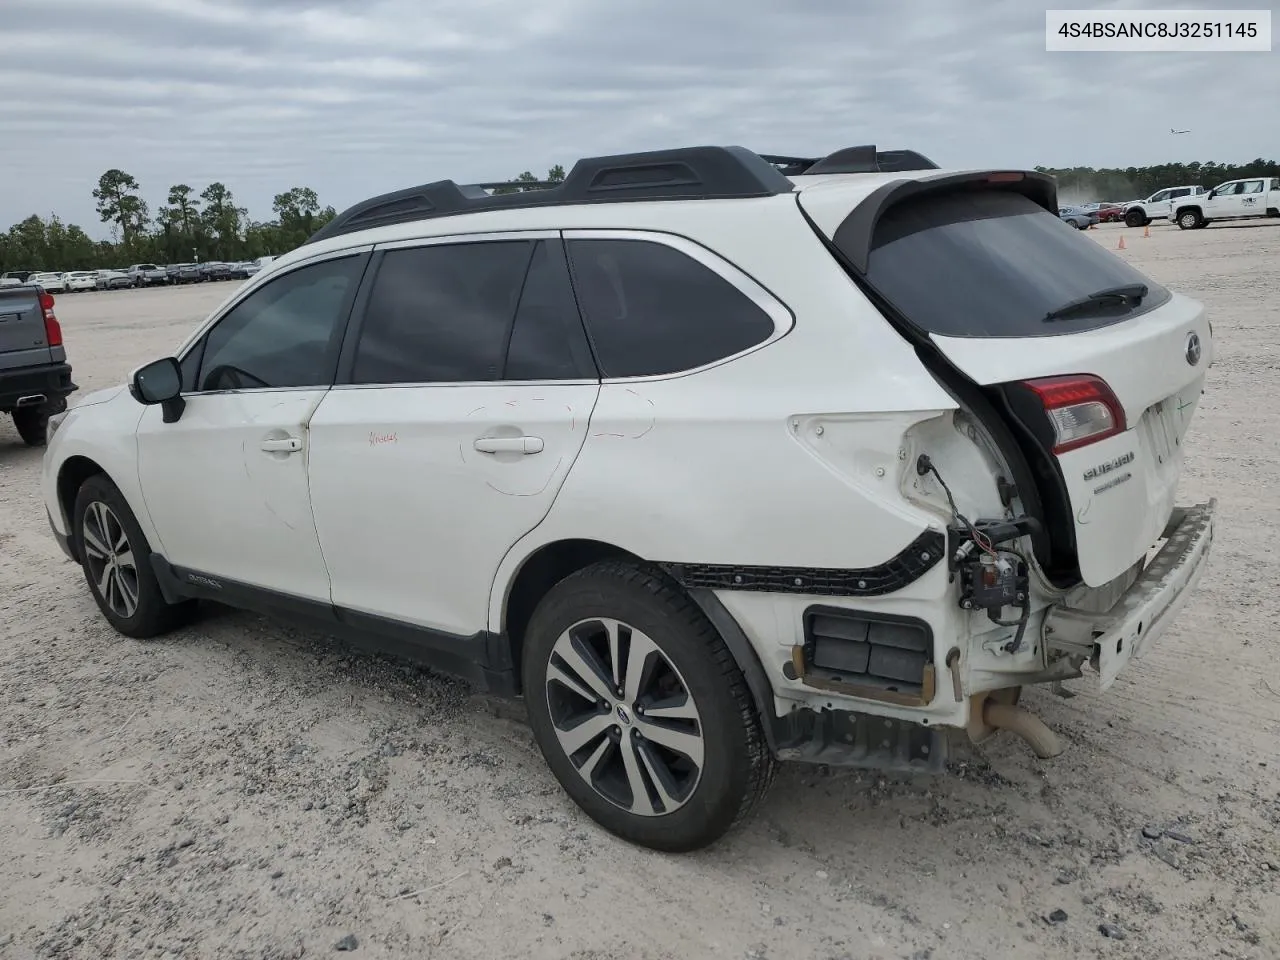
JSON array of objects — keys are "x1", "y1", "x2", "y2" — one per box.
[
  {"x1": 1143, "y1": 225, "x2": 1151, "y2": 238},
  {"x1": 1117, "y1": 235, "x2": 1127, "y2": 251}
]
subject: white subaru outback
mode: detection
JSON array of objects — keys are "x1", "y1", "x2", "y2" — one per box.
[{"x1": 42, "y1": 145, "x2": 1215, "y2": 851}]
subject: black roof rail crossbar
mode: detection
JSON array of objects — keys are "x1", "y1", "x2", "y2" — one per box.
[
  {"x1": 472, "y1": 181, "x2": 559, "y2": 192},
  {"x1": 759, "y1": 154, "x2": 820, "y2": 176},
  {"x1": 305, "y1": 146, "x2": 795, "y2": 245},
  {"x1": 763, "y1": 146, "x2": 942, "y2": 177}
]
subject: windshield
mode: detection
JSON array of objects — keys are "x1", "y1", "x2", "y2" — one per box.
[{"x1": 859, "y1": 190, "x2": 1171, "y2": 338}]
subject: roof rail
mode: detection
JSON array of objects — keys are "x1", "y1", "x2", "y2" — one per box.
[
  {"x1": 761, "y1": 145, "x2": 940, "y2": 177},
  {"x1": 304, "y1": 146, "x2": 795, "y2": 245}
]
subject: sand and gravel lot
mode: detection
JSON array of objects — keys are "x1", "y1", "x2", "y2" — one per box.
[{"x1": 2, "y1": 221, "x2": 1278, "y2": 960}]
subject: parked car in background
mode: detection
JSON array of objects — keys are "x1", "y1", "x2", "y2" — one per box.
[
  {"x1": 1171, "y1": 177, "x2": 1280, "y2": 230},
  {"x1": 1, "y1": 270, "x2": 34, "y2": 288},
  {"x1": 169, "y1": 263, "x2": 203, "y2": 284},
  {"x1": 1095, "y1": 203, "x2": 1125, "y2": 223},
  {"x1": 0, "y1": 283, "x2": 76, "y2": 445},
  {"x1": 128, "y1": 264, "x2": 169, "y2": 287},
  {"x1": 64, "y1": 271, "x2": 98, "y2": 292},
  {"x1": 30, "y1": 272, "x2": 67, "y2": 293},
  {"x1": 199, "y1": 261, "x2": 233, "y2": 281},
  {"x1": 227, "y1": 261, "x2": 253, "y2": 279},
  {"x1": 96, "y1": 269, "x2": 133, "y2": 290},
  {"x1": 1058, "y1": 205, "x2": 1099, "y2": 230},
  {"x1": 1123, "y1": 186, "x2": 1206, "y2": 227}
]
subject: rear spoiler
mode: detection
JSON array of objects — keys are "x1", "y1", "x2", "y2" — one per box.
[{"x1": 831, "y1": 170, "x2": 1059, "y2": 274}]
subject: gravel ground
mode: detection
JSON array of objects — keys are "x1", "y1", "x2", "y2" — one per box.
[{"x1": 2, "y1": 221, "x2": 1278, "y2": 960}]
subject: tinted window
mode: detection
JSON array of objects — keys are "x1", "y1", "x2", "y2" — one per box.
[
  {"x1": 566, "y1": 239, "x2": 775, "y2": 378},
  {"x1": 859, "y1": 190, "x2": 1171, "y2": 339},
  {"x1": 1242, "y1": 180, "x2": 1264, "y2": 194},
  {"x1": 197, "y1": 255, "x2": 362, "y2": 391},
  {"x1": 504, "y1": 240, "x2": 596, "y2": 381},
  {"x1": 1214, "y1": 182, "x2": 1242, "y2": 196},
  {"x1": 352, "y1": 241, "x2": 533, "y2": 384},
  {"x1": 1150, "y1": 190, "x2": 1169, "y2": 202}
]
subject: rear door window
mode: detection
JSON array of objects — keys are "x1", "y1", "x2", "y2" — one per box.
[
  {"x1": 351, "y1": 240, "x2": 533, "y2": 384},
  {"x1": 566, "y1": 238, "x2": 776, "y2": 378},
  {"x1": 856, "y1": 190, "x2": 1171, "y2": 339}
]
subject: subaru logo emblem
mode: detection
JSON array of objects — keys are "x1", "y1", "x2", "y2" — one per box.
[{"x1": 1185, "y1": 332, "x2": 1201, "y2": 366}]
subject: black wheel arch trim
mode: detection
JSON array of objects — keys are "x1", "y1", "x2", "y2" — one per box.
[{"x1": 684, "y1": 586, "x2": 782, "y2": 753}]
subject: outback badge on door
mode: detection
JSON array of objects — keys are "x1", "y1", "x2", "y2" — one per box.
[{"x1": 1185, "y1": 332, "x2": 1202, "y2": 366}]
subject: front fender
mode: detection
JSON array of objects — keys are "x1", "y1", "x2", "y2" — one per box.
[{"x1": 43, "y1": 388, "x2": 151, "y2": 544}]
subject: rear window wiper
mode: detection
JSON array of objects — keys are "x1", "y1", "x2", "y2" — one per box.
[{"x1": 1043, "y1": 283, "x2": 1148, "y2": 322}]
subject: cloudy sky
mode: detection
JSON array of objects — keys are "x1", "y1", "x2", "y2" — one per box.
[{"x1": 1, "y1": 0, "x2": 1274, "y2": 235}]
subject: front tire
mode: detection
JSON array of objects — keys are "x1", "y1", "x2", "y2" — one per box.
[
  {"x1": 73, "y1": 475, "x2": 196, "y2": 638},
  {"x1": 522, "y1": 561, "x2": 775, "y2": 852},
  {"x1": 1124, "y1": 208, "x2": 1147, "y2": 228}
]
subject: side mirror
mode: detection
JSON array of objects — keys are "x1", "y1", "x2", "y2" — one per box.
[
  {"x1": 129, "y1": 357, "x2": 186, "y2": 423},
  {"x1": 1207, "y1": 190, "x2": 1217, "y2": 199}
]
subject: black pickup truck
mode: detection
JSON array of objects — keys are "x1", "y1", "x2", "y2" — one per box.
[{"x1": 0, "y1": 285, "x2": 76, "y2": 446}]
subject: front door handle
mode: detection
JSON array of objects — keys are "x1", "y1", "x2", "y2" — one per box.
[
  {"x1": 474, "y1": 436, "x2": 544, "y2": 455},
  {"x1": 260, "y1": 436, "x2": 303, "y2": 453}
]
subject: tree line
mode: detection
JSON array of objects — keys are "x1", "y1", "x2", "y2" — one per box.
[
  {"x1": 1037, "y1": 157, "x2": 1280, "y2": 204},
  {"x1": 0, "y1": 165, "x2": 567, "y2": 274},
  {"x1": 3, "y1": 157, "x2": 1276, "y2": 274}
]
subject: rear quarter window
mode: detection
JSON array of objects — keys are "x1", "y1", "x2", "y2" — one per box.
[
  {"x1": 860, "y1": 190, "x2": 1171, "y2": 338},
  {"x1": 566, "y1": 238, "x2": 776, "y2": 378}
]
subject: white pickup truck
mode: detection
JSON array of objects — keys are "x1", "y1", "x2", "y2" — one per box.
[
  {"x1": 1122, "y1": 185, "x2": 1205, "y2": 227},
  {"x1": 1171, "y1": 177, "x2": 1280, "y2": 230}
]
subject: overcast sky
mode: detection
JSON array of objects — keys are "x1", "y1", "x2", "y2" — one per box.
[{"x1": 1, "y1": 0, "x2": 1274, "y2": 236}]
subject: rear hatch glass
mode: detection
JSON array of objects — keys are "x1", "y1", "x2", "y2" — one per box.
[{"x1": 863, "y1": 191, "x2": 1170, "y2": 338}]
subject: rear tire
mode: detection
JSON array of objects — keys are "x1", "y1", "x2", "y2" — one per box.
[
  {"x1": 12, "y1": 406, "x2": 50, "y2": 446},
  {"x1": 73, "y1": 475, "x2": 196, "y2": 639},
  {"x1": 522, "y1": 561, "x2": 776, "y2": 852}
]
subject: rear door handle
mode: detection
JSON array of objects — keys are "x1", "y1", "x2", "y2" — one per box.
[
  {"x1": 474, "y1": 436, "x2": 544, "y2": 455},
  {"x1": 260, "y1": 436, "x2": 303, "y2": 453}
]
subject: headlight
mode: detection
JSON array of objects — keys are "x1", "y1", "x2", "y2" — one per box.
[{"x1": 46, "y1": 410, "x2": 67, "y2": 443}]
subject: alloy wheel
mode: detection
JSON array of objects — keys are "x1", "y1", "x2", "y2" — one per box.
[
  {"x1": 545, "y1": 618, "x2": 705, "y2": 817},
  {"x1": 81, "y1": 501, "x2": 139, "y2": 619}
]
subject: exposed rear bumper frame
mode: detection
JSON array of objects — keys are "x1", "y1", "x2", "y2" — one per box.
[{"x1": 1043, "y1": 499, "x2": 1215, "y2": 690}]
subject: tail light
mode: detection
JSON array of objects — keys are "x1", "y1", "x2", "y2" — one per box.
[
  {"x1": 1020, "y1": 374, "x2": 1125, "y2": 454},
  {"x1": 39, "y1": 291, "x2": 63, "y2": 347}
]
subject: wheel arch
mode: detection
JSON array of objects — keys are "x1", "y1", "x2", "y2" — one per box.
[
  {"x1": 55, "y1": 454, "x2": 109, "y2": 561},
  {"x1": 493, "y1": 537, "x2": 780, "y2": 743},
  {"x1": 496, "y1": 537, "x2": 641, "y2": 692}
]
